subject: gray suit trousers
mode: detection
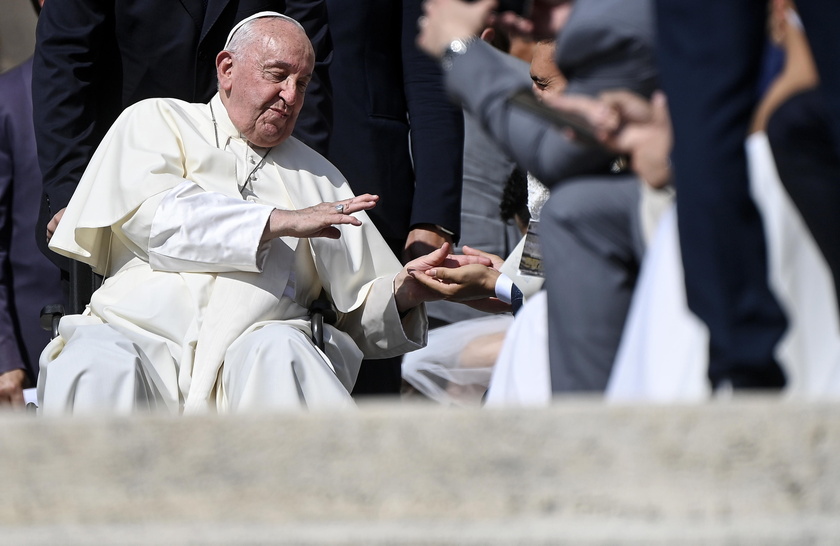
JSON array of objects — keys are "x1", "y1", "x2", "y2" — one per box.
[{"x1": 541, "y1": 174, "x2": 645, "y2": 392}]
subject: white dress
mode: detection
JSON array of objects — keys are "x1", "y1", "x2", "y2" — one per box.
[{"x1": 607, "y1": 132, "x2": 840, "y2": 401}]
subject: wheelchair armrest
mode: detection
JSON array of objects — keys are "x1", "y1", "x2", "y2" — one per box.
[
  {"x1": 308, "y1": 294, "x2": 337, "y2": 351},
  {"x1": 40, "y1": 304, "x2": 65, "y2": 339}
]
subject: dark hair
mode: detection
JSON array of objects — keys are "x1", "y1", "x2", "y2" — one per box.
[{"x1": 499, "y1": 167, "x2": 530, "y2": 225}]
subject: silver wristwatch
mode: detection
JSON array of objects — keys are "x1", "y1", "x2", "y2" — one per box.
[{"x1": 441, "y1": 36, "x2": 477, "y2": 70}]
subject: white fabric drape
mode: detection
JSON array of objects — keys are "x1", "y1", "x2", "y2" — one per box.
[
  {"x1": 485, "y1": 290, "x2": 551, "y2": 406},
  {"x1": 39, "y1": 95, "x2": 427, "y2": 414},
  {"x1": 608, "y1": 132, "x2": 840, "y2": 401}
]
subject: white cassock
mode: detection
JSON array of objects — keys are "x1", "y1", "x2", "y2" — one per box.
[{"x1": 38, "y1": 94, "x2": 427, "y2": 415}]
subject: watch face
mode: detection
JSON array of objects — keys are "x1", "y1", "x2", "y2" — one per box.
[
  {"x1": 442, "y1": 37, "x2": 475, "y2": 70},
  {"x1": 450, "y1": 39, "x2": 469, "y2": 55}
]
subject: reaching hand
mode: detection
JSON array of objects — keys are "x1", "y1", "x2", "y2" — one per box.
[
  {"x1": 394, "y1": 243, "x2": 454, "y2": 313},
  {"x1": 413, "y1": 263, "x2": 500, "y2": 302},
  {"x1": 599, "y1": 91, "x2": 673, "y2": 188},
  {"x1": 262, "y1": 194, "x2": 379, "y2": 241},
  {"x1": 417, "y1": 0, "x2": 495, "y2": 58},
  {"x1": 404, "y1": 245, "x2": 512, "y2": 313},
  {"x1": 543, "y1": 90, "x2": 673, "y2": 188},
  {"x1": 460, "y1": 245, "x2": 504, "y2": 270},
  {"x1": 541, "y1": 93, "x2": 622, "y2": 143},
  {"x1": 393, "y1": 244, "x2": 498, "y2": 313}
]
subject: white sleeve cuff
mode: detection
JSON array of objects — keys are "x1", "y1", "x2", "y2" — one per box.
[{"x1": 494, "y1": 273, "x2": 514, "y2": 304}]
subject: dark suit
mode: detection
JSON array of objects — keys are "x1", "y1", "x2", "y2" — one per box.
[
  {"x1": 325, "y1": 0, "x2": 464, "y2": 253},
  {"x1": 32, "y1": 0, "x2": 332, "y2": 270},
  {"x1": 326, "y1": 0, "x2": 464, "y2": 394},
  {"x1": 0, "y1": 59, "x2": 63, "y2": 381},
  {"x1": 654, "y1": 0, "x2": 825, "y2": 389}
]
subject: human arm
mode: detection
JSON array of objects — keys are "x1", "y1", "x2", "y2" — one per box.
[
  {"x1": 120, "y1": 180, "x2": 378, "y2": 274},
  {"x1": 601, "y1": 91, "x2": 672, "y2": 189},
  {"x1": 413, "y1": 263, "x2": 522, "y2": 314},
  {"x1": 417, "y1": 0, "x2": 657, "y2": 187},
  {"x1": 545, "y1": 90, "x2": 673, "y2": 189},
  {"x1": 401, "y1": 0, "x2": 465, "y2": 260},
  {"x1": 313, "y1": 243, "x2": 488, "y2": 361},
  {"x1": 32, "y1": 0, "x2": 121, "y2": 234},
  {"x1": 419, "y1": 17, "x2": 615, "y2": 186},
  {"x1": 48, "y1": 97, "x2": 360, "y2": 274},
  {"x1": 418, "y1": 263, "x2": 500, "y2": 301},
  {"x1": 317, "y1": 240, "x2": 492, "y2": 359},
  {"x1": 750, "y1": 2, "x2": 818, "y2": 135},
  {"x1": 402, "y1": 224, "x2": 454, "y2": 264}
]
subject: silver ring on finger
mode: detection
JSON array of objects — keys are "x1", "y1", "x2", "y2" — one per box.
[{"x1": 335, "y1": 204, "x2": 345, "y2": 214}]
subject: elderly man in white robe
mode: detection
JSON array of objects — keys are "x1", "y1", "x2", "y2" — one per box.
[{"x1": 38, "y1": 12, "x2": 475, "y2": 414}]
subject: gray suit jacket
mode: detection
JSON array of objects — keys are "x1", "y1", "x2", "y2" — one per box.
[{"x1": 443, "y1": 0, "x2": 657, "y2": 188}]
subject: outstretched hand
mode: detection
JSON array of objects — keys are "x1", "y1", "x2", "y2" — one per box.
[
  {"x1": 397, "y1": 244, "x2": 515, "y2": 314},
  {"x1": 460, "y1": 245, "x2": 504, "y2": 269},
  {"x1": 412, "y1": 263, "x2": 500, "y2": 302},
  {"x1": 413, "y1": 245, "x2": 503, "y2": 298},
  {"x1": 393, "y1": 243, "x2": 495, "y2": 314},
  {"x1": 262, "y1": 194, "x2": 379, "y2": 241}
]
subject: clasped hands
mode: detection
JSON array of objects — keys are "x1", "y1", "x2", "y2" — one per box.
[{"x1": 396, "y1": 245, "x2": 511, "y2": 315}]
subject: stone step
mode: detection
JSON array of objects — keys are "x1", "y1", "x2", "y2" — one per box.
[{"x1": 2, "y1": 397, "x2": 839, "y2": 544}]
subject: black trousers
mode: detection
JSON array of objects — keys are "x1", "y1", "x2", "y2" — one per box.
[
  {"x1": 655, "y1": 0, "x2": 788, "y2": 389},
  {"x1": 657, "y1": 0, "x2": 840, "y2": 389},
  {"x1": 767, "y1": 88, "x2": 840, "y2": 317}
]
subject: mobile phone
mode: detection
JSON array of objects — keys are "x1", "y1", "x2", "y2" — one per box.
[{"x1": 509, "y1": 89, "x2": 600, "y2": 146}]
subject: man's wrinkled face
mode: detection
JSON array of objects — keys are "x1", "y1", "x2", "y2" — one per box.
[{"x1": 217, "y1": 19, "x2": 315, "y2": 148}]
